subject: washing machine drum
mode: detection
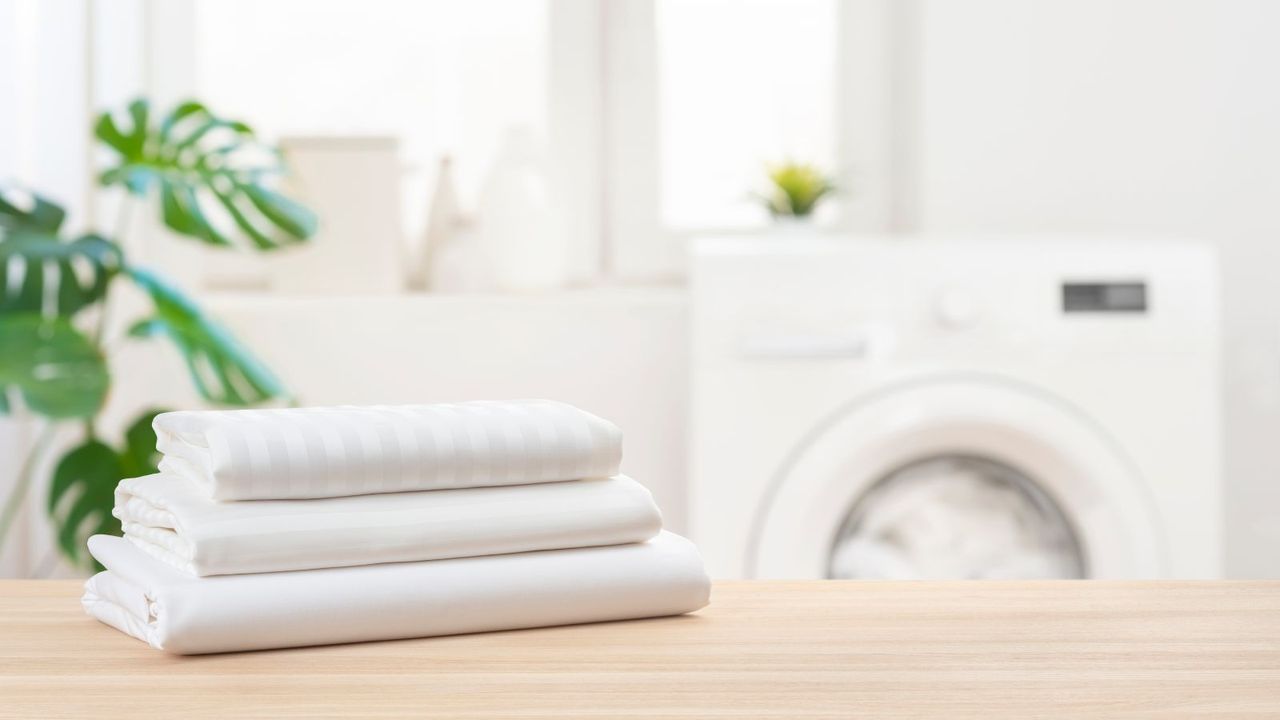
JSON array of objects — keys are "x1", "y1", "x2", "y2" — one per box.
[
  {"x1": 750, "y1": 377, "x2": 1166, "y2": 580},
  {"x1": 828, "y1": 454, "x2": 1085, "y2": 579}
]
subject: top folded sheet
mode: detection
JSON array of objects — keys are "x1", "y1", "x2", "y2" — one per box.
[{"x1": 153, "y1": 400, "x2": 623, "y2": 500}]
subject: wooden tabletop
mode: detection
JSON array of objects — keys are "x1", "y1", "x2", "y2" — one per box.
[{"x1": 2, "y1": 579, "x2": 1278, "y2": 719}]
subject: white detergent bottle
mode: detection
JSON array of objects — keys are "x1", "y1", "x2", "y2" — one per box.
[{"x1": 475, "y1": 126, "x2": 567, "y2": 291}]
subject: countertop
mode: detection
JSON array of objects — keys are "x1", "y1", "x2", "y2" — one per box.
[{"x1": 2, "y1": 580, "x2": 1278, "y2": 718}]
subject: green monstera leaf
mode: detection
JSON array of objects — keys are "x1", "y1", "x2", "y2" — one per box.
[
  {"x1": 117, "y1": 408, "x2": 164, "y2": 479},
  {"x1": 126, "y1": 267, "x2": 284, "y2": 405},
  {"x1": 47, "y1": 440, "x2": 120, "y2": 567},
  {"x1": 48, "y1": 409, "x2": 164, "y2": 567},
  {"x1": 0, "y1": 314, "x2": 109, "y2": 418},
  {"x1": 0, "y1": 188, "x2": 123, "y2": 317},
  {"x1": 96, "y1": 99, "x2": 317, "y2": 250},
  {"x1": 0, "y1": 187, "x2": 66, "y2": 233}
]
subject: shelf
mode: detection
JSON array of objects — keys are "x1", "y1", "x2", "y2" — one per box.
[{"x1": 196, "y1": 284, "x2": 688, "y2": 310}]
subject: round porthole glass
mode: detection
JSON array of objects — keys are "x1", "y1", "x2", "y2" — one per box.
[{"x1": 827, "y1": 454, "x2": 1086, "y2": 579}]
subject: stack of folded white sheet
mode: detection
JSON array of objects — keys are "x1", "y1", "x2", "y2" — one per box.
[{"x1": 82, "y1": 400, "x2": 710, "y2": 654}]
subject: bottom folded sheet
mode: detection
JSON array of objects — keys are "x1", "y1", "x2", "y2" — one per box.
[{"x1": 83, "y1": 532, "x2": 710, "y2": 654}]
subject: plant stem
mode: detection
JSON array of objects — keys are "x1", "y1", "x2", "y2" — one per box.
[
  {"x1": 0, "y1": 421, "x2": 55, "y2": 561},
  {"x1": 83, "y1": 196, "x2": 134, "y2": 441},
  {"x1": 113, "y1": 193, "x2": 135, "y2": 260},
  {"x1": 92, "y1": 195, "x2": 135, "y2": 348}
]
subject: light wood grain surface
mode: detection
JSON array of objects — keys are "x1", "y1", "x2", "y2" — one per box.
[{"x1": 1, "y1": 579, "x2": 1278, "y2": 719}]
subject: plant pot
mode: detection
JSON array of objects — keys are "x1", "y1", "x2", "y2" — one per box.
[{"x1": 771, "y1": 215, "x2": 819, "y2": 235}]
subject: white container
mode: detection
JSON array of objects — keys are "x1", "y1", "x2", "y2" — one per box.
[
  {"x1": 272, "y1": 136, "x2": 405, "y2": 294},
  {"x1": 475, "y1": 128, "x2": 567, "y2": 291},
  {"x1": 429, "y1": 223, "x2": 492, "y2": 294}
]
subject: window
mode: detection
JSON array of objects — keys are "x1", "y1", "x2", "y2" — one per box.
[
  {"x1": 606, "y1": 0, "x2": 891, "y2": 278},
  {"x1": 194, "y1": 0, "x2": 548, "y2": 238},
  {"x1": 656, "y1": 0, "x2": 838, "y2": 229}
]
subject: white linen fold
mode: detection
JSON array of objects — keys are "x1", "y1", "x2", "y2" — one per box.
[
  {"x1": 83, "y1": 532, "x2": 710, "y2": 654},
  {"x1": 114, "y1": 473, "x2": 663, "y2": 576},
  {"x1": 153, "y1": 400, "x2": 623, "y2": 500}
]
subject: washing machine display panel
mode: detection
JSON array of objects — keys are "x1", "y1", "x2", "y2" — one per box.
[
  {"x1": 1062, "y1": 281, "x2": 1147, "y2": 313},
  {"x1": 827, "y1": 455, "x2": 1087, "y2": 580}
]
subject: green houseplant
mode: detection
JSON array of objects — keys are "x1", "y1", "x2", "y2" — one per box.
[
  {"x1": 0, "y1": 98, "x2": 317, "y2": 570},
  {"x1": 758, "y1": 161, "x2": 836, "y2": 220}
]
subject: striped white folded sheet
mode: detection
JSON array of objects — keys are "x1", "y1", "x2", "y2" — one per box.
[
  {"x1": 153, "y1": 400, "x2": 623, "y2": 500},
  {"x1": 83, "y1": 532, "x2": 711, "y2": 654},
  {"x1": 115, "y1": 473, "x2": 663, "y2": 576}
]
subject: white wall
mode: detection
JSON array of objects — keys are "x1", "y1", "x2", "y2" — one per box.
[{"x1": 904, "y1": 0, "x2": 1280, "y2": 576}]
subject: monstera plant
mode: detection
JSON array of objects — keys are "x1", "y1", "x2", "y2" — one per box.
[{"x1": 0, "y1": 98, "x2": 316, "y2": 570}]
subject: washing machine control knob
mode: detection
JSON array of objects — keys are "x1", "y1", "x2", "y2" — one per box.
[{"x1": 934, "y1": 288, "x2": 981, "y2": 329}]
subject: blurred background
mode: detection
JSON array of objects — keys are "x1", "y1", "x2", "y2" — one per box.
[{"x1": 1, "y1": 0, "x2": 1277, "y2": 579}]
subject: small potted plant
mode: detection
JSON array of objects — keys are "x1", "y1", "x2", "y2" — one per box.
[{"x1": 757, "y1": 161, "x2": 835, "y2": 226}]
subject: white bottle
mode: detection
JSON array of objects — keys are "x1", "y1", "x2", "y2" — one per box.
[
  {"x1": 429, "y1": 221, "x2": 490, "y2": 293},
  {"x1": 412, "y1": 156, "x2": 461, "y2": 291},
  {"x1": 475, "y1": 127, "x2": 567, "y2": 291}
]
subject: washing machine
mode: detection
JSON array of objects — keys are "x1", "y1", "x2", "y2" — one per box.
[{"x1": 690, "y1": 237, "x2": 1221, "y2": 579}]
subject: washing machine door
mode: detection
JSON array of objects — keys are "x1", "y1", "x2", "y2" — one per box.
[{"x1": 751, "y1": 376, "x2": 1166, "y2": 579}]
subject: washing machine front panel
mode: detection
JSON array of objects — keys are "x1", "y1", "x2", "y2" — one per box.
[
  {"x1": 751, "y1": 376, "x2": 1166, "y2": 580},
  {"x1": 691, "y1": 236, "x2": 1222, "y2": 579}
]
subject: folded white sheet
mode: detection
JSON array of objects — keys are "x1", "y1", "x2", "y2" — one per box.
[
  {"x1": 83, "y1": 532, "x2": 710, "y2": 654},
  {"x1": 115, "y1": 473, "x2": 663, "y2": 576},
  {"x1": 153, "y1": 400, "x2": 623, "y2": 500}
]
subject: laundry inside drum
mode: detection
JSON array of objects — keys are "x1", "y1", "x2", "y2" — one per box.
[{"x1": 827, "y1": 455, "x2": 1087, "y2": 579}]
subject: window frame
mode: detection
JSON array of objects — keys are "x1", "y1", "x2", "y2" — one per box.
[{"x1": 597, "y1": 0, "x2": 903, "y2": 280}]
